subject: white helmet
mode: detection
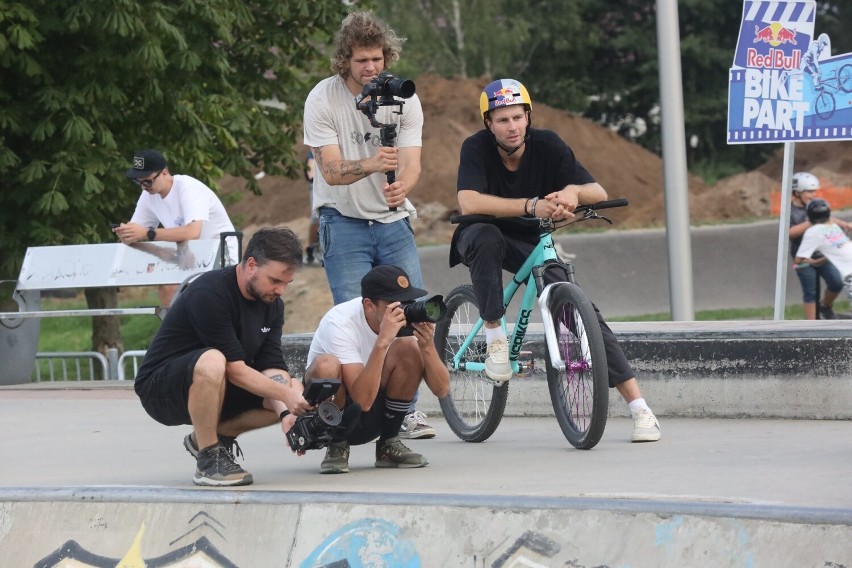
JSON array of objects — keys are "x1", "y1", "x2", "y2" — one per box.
[{"x1": 792, "y1": 172, "x2": 820, "y2": 192}]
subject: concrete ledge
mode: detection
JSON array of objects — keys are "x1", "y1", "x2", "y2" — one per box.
[
  {"x1": 2, "y1": 487, "x2": 850, "y2": 566},
  {"x1": 280, "y1": 321, "x2": 852, "y2": 419}
]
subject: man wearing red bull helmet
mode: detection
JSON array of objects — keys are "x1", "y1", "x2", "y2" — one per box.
[{"x1": 450, "y1": 78, "x2": 661, "y2": 442}]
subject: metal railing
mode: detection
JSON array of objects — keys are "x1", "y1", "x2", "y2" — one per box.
[
  {"x1": 33, "y1": 348, "x2": 148, "y2": 382},
  {"x1": 33, "y1": 351, "x2": 109, "y2": 382}
]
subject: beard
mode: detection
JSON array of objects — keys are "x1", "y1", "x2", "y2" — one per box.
[{"x1": 246, "y1": 273, "x2": 277, "y2": 304}]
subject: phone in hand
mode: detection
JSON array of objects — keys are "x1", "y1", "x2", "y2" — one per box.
[{"x1": 109, "y1": 223, "x2": 119, "y2": 230}]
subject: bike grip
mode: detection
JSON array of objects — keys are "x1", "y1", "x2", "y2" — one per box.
[{"x1": 575, "y1": 198, "x2": 629, "y2": 213}]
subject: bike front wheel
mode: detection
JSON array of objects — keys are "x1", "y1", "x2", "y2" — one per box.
[
  {"x1": 544, "y1": 283, "x2": 609, "y2": 449},
  {"x1": 434, "y1": 284, "x2": 508, "y2": 442}
]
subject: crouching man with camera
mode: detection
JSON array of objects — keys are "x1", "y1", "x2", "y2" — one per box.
[{"x1": 303, "y1": 265, "x2": 449, "y2": 473}]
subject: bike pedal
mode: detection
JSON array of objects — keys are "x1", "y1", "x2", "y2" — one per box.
[{"x1": 514, "y1": 351, "x2": 536, "y2": 377}]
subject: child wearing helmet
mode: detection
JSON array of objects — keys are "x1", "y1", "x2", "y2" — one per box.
[
  {"x1": 788, "y1": 172, "x2": 850, "y2": 319},
  {"x1": 451, "y1": 78, "x2": 661, "y2": 443},
  {"x1": 794, "y1": 197, "x2": 852, "y2": 317}
]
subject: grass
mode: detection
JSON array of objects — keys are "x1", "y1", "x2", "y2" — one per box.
[
  {"x1": 608, "y1": 300, "x2": 850, "y2": 322},
  {"x1": 36, "y1": 288, "x2": 163, "y2": 352}
]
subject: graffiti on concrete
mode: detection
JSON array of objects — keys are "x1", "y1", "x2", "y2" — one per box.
[
  {"x1": 301, "y1": 518, "x2": 419, "y2": 568},
  {"x1": 487, "y1": 530, "x2": 560, "y2": 567},
  {"x1": 34, "y1": 514, "x2": 237, "y2": 568}
]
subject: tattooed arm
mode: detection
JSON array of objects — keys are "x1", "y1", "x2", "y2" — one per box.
[{"x1": 312, "y1": 144, "x2": 399, "y2": 186}]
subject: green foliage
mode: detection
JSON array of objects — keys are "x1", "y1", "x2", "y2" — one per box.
[{"x1": 0, "y1": 0, "x2": 350, "y2": 277}]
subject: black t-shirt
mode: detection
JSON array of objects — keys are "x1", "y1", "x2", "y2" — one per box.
[
  {"x1": 457, "y1": 127, "x2": 594, "y2": 199},
  {"x1": 451, "y1": 128, "x2": 595, "y2": 265},
  {"x1": 137, "y1": 266, "x2": 287, "y2": 378}
]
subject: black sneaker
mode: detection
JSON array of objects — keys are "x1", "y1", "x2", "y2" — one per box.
[
  {"x1": 184, "y1": 433, "x2": 244, "y2": 461},
  {"x1": 818, "y1": 304, "x2": 837, "y2": 320},
  {"x1": 305, "y1": 246, "x2": 315, "y2": 264},
  {"x1": 375, "y1": 436, "x2": 428, "y2": 469},
  {"x1": 194, "y1": 442, "x2": 253, "y2": 487}
]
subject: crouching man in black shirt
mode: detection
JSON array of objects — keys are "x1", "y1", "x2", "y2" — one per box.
[{"x1": 135, "y1": 227, "x2": 313, "y2": 486}]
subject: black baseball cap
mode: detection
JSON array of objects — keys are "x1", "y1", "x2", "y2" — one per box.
[
  {"x1": 125, "y1": 149, "x2": 167, "y2": 179},
  {"x1": 361, "y1": 265, "x2": 426, "y2": 302}
]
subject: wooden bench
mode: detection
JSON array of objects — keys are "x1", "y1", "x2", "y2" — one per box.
[{"x1": 0, "y1": 235, "x2": 240, "y2": 384}]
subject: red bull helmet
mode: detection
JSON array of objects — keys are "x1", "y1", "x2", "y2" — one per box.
[{"x1": 479, "y1": 79, "x2": 532, "y2": 121}]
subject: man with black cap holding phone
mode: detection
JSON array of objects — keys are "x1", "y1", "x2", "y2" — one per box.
[
  {"x1": 303, "y1": 265, "x2": 449, "y2": 473},
  {"x1": 114, "y1": 149, "x2": 239, "y2": 305}
]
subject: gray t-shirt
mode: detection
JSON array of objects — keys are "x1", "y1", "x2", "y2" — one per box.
[{"x1": 303, "y1": 75, "x2": 423, "y2": 222}]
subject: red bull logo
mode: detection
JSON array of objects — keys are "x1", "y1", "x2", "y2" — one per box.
[
  {"x1": 491, "y1": 86, "x2": 519, "y2": 106},
  {"x1": 753, "y1": 23, "x2": 797, "y2": 46}
]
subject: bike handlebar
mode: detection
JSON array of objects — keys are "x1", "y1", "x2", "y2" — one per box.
[{"x1": 450, "y1": 198, "x2": 629, "y2": 225}]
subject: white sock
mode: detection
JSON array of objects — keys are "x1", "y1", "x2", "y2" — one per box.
[
  {"x1": 485, "y1": 326, "x2": 505, "y2": 345},
  {"x1": 628, "y1": 398, "x2": 651, "y2": 414}
]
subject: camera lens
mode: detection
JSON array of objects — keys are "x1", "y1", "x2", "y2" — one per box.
[
  {"x1": 385, "y1": 77, "x2": 415, "y2": 98},
  {"x1": 401, "y1": 294, "x2": 447, "y2": 323}
]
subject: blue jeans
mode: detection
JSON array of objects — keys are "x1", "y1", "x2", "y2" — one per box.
[
  {"x1": 318, "y1": 207, "x2": 424, "y2": 304},
  {"x1": 794, "y1": 261, "x2": 843, "y2": 303}
]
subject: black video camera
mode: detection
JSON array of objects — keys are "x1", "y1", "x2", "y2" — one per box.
[
  {"x1": 397, "y1": 294, "x2": 447, "y2": 337},
  {"x1": 286, "y1": 379, "x2": 342, "y2": 452}
]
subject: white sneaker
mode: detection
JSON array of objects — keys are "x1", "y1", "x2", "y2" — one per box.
[
  {"x1": 484, "y1": 337, "x2": 513, "y2": 382},
  {"x1": 631, "y1": 408, "x2": 661, "y2": 442},
  {"x1": 399, "y1": 411, "x2": 436, "y2": 439}
]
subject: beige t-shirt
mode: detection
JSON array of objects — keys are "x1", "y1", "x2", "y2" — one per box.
[{"x1": 303, "y1": 74, "x2": 423, "y2": 222}]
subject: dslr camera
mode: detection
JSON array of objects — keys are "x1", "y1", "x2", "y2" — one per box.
[
  {"x1": 397, "y1": 294, "x2": 447, "y2": 337},
  {"x1": 286, "y1": 379, "x2": 343, "y2": 452}
]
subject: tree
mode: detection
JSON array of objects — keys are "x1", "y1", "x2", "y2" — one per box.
[{"x1": 0, "y1": 0, "x2": 351, "y2": 357}]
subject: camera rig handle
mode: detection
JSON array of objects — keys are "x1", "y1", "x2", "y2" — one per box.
[{"x1": 355, "y1": 89, "x2": 408, "y2": 212}]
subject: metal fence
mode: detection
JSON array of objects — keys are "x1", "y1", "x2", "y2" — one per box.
[{"x1": 33, "y1": 349, "x2": 147, "y2": 382}]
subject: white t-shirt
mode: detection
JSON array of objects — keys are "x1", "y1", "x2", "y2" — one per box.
[
  {"x1": 130, "y1": 174, "x2": 239, "y2": 264},
  {"x1": 797, "y1": 223, "x2": 852, "y2": 278},
  {"x1": 306, "y1": 297, "x2": 378, "y2": 367},
  {"x1": 303, "y1": 74, "x2": 423, "y2": 222}
]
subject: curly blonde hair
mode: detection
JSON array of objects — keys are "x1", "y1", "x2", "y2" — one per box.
[{"x1": 331, "y1": 11, "x2": 405, "y2": 78}]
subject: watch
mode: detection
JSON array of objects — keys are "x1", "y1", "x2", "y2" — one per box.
[{"x1": 147, "y1": 228, "x2": 156, "y2": 241}]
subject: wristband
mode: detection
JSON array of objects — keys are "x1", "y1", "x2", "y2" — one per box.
[
  {"x1": 530, "y1": 197, "x2": 540, "y2": 217},
  {"x1": 279, "y1": 409, "x2": 290, "y2": 421},
  {"x1": 524, "y1": 198, "x2": 530, "y2": 215}
]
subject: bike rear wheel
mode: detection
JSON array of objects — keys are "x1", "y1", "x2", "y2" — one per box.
[
  {"x1": 814, "y1": 90, "x2": 835, "y2": 120},
  {"x1": 434, "y1": 284, "x2": 508, "y2": 442},
  {"x1": 544, "y1": 283, "x2": 609, "y2": 449}
]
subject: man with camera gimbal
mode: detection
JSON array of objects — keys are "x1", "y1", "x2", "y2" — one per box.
[{"x1": 301, "y1": 265, "x2": 449, "y2": 473}]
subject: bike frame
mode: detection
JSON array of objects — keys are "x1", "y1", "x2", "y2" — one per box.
[{"x1": 449, "y1": 229, "x2": 568, "y2": 374}]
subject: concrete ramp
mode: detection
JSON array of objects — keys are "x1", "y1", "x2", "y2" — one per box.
[{"x1": 2, "y1": 488, "x2": 851, "y2": 567}]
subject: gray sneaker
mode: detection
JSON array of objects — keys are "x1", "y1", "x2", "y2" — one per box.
[
  {"x1": 399, "y1": 411, "x2": 437, "y2": 440},
  {"x1": 193, "y1": 443, "x2": 253, "y2": 487},
  {"x1": 320, "y1": 440, "x2": 350, "y2": 474},
  {"x1": 375, "y1": 436, "x2": 428, "y2": 468}
]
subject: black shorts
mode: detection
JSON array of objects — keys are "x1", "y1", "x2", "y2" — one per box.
[
  {"x1": 344, "y1": 389, "x2": 387, "y2": 446},
  {"x1": 134, "y1": 348, "x2": 264, "y2": 426}
]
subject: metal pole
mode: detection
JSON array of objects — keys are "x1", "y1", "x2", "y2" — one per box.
[
  {"x1": 656, "y1": 0, "x2": 694, "y2": 320},
  {"x1": 773, "y1": 142, "x2": 796, "y2": 320}
]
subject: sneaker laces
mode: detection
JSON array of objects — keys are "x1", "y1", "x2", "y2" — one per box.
[
  {"x1": 633, "y1": 408, "x2": 656, "y2": 429},
  {"x1": 487, "y1": 338, "x2": 509, "y2": 364},
  {"x1": 407, "y1": 410, "x2": 429, "y2": 426},
  {"x1": 220, "y1": 436, "x2": 244, "y2": 461},
  {"x1": 326, "y1": 441, "x2": 349, "y2": 459},
  {"x1": 213, "y1": 445, "x2": 246, "y2": 475}
]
